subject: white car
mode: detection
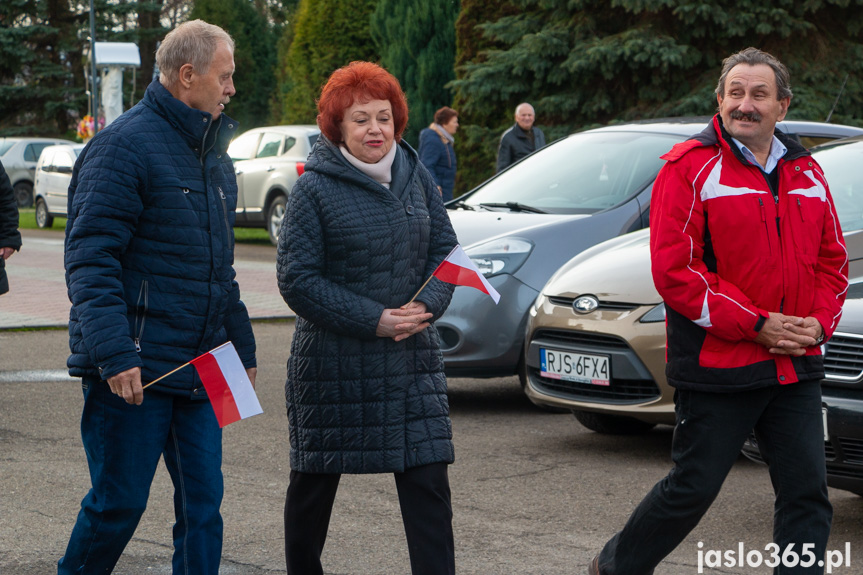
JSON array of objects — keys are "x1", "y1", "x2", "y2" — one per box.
[
  {"x1": 227, "y1": 125, "x2": 320, "y2": 245},
  {"x1": 0, "y1": 137, "x2": 75, "y2": 207},
  {"x1": 33, "y1": 144, "x2": 86, "y2": 228}
]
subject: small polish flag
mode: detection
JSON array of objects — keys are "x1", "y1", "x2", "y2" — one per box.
[
  {"x1": 432, "y1": 245, "x2": 501, "y2": 304},
  {"x1": 190, "y1": 342, "x2": 263, "y2": 428}
]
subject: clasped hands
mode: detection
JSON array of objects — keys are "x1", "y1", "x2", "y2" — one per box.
[
  {"x1": 377, "y1": 301, "x2": 432, "y2": 342},
  {"x1": 754, "y1": 313, "x2": 823, "y2": 356}
]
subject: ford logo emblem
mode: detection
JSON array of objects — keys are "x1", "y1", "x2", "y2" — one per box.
[{"x1": 573, "y1": 295, "x2": 599, "y2": 314}]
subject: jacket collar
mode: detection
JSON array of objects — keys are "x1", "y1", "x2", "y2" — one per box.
[
  {"x1": 308, "y1": 135, "x2": 421, "y2": 200},
  {"x1": 692, "y1": 114, "x2": 809, "y2": 166},
  {"x1": 141, "y1": 79, "x2": 238, "y2": 159}
]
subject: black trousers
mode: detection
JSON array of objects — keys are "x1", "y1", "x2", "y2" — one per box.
[
  {"x1": 284, "y1": 462, "x2": 455, "y2": 575},
  {"x1": 597, "y1": 381, "x2": 832, "y2": 575}
]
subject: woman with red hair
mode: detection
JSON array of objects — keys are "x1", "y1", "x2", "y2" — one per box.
[{"x1": 277, "y1": 61, "x2": 458, "y2": 575}]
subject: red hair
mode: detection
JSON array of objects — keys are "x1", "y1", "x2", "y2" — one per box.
[{"x1": 317, "y1": 61, "x2": 409, "y2": 145}]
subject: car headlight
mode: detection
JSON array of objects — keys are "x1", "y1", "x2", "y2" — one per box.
[
  {"x1": 464, "y1": 237, "x2": 533, "y2": 277},
  {"x1": 639, "y1": 302, "x2": 666, "y2": 323}
]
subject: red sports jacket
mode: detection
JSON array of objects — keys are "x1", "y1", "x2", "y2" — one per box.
[{"x1": 650, "y1": 115, "x2": 848, "y2": 391}]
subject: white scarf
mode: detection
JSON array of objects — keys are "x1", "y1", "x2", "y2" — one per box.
[{"x1": 339, "y1": 142, "x2": 397, "y2": 188}]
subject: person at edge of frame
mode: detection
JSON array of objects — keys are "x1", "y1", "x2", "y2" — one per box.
[
  {"x1": 58, "y1": 19, "x2": 256, "y2": 575},
  {"x1": 589, "y1": 46, "x2": 847, "y2": 575}
]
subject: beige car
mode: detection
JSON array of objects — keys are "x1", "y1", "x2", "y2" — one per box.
[{"x1": 523, "y1": 135, "x2": 863, "y2": 434}]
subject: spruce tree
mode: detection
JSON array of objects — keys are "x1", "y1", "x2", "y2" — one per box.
[
  {"x1": 0, "y1": 0, "x2": 86, "y2": 135},
  {"x1": 452, "y1": 0, "x2": 863, "y2": 193},
  {"x1": 371, "y1": 0, "x2": 460, "y2": 148},
  {"x1": 278, "y1": 0, "x2": 379, "y2": 125}
]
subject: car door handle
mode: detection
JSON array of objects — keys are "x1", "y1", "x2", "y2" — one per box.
[{"x1": 267, "y1": 166, "x2": 275, "y2": 172}]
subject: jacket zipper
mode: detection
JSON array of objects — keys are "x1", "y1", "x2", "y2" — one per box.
[
  {"x1": 797, "y1": 197, "x2": 806, "y2": 221},
  {"x1": 134, "y1": 280, "x2": 149, "y2": 352},
  {"x1": 218, "y1": 186, "x2": 231, "y2": 246},
  {"x1": 758, "y1": 197, "x2": 771, "y2": 255}
]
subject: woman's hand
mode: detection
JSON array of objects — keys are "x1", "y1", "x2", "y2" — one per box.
[{"x1": 376, "y1": 301, "x2": 433, "y2": 341}]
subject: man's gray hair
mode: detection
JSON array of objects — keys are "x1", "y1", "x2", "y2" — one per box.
[
  {"x1": 156, "y1": 20, "x2": 234, "y2": 88},
  {"x1": 715, "y1": 47, "x2": 792, "y2": 100}
]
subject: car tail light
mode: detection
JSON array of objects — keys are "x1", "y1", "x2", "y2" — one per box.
[{"x1": 296, "y1": 162, "x2": 305, "y2": 176}]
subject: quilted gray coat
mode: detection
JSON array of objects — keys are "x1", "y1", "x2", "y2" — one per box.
[{"x1": 277, "y1": 137, "x2": 458, "y2": 474}]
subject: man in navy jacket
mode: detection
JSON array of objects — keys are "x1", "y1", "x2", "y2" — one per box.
[{"x1": 59, "y1": 20, "x2": 256, "y2": 575}]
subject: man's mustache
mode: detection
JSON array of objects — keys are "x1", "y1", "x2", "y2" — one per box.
[{"x1": 730, "y1": 109, "x2": 761, "y2": 122}]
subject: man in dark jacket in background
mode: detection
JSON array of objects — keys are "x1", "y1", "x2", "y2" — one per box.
[
  {"x1": 589, "y1": 47, "x2": 846, "y2": 575},
  {"x1": 59, "y1": 20, "x2": 256, "y2": 575},
  {"x1": 0, "y1": 160, "x2": 22, "y2": 295},
  {"x1": 496, "y1": 102, "x2": 546, "y2": 172}
]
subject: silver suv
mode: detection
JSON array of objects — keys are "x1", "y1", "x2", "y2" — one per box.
[
  {"x1": 0, "y1": 137, "x2": 75, "y2": 207},
  {"x1": 227, "y1": 125, "x2": 320, "y2": 245}
]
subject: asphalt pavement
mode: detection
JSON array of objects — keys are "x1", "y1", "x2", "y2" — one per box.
[{"x1": 2, "y1": 234, "x2": 863, "y2": 574}]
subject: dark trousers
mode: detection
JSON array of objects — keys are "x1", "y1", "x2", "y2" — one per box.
[
  {"x1": 598, "y1": 381, "x2": 832, "y2": 575},
  {"x1": 58, "y1": 377, "x2": 224, "y2": 575},
  {"x1": 284, "y1": 463, "x2": 455, "y2": 575}
]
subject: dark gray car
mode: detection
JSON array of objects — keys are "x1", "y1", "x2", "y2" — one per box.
[{"x1": 439, "y1": 119, "x2": 863, "y2": 384}]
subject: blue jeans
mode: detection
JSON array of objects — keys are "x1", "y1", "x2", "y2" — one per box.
[
  {"x1": 58, "y1": 377, "x2": 223, "y2": 574},
  {"x1": 598, "y1": 381, "x2": 832, "y2": 575}
]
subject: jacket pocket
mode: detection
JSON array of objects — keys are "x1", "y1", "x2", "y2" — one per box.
[{"x1": 133, "y1": 280, "x2": 148, "y2": 352}]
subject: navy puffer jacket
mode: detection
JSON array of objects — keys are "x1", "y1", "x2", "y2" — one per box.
[
  {"x1": 65, "y1": 80, "x2": 256, "y2": 396},
  {"x1": 277, "y1": 138, "x2": 457, "y2": 474}
]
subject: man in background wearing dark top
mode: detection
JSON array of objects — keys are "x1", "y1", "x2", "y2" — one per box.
[
  {"x1": 496, "y1": 102, "x2": 546, "y2": 172},
  {"x1": 0, "y1": 160, "x2": 22, "y2": 295}
]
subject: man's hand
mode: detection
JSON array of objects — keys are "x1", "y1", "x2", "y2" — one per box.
[
  {"x1": 0, "y1": 247, "x2": 15, "y2": 260},
  {"x1": 754, "y1": 313, "x2": 819, "y2": 356},
  {"x1": 246, "y1": 367, "x2": 257, "y2": 390},
  {"x1": 376, "y1": 301, "x2": 433, "y2": 342},
  {"x1": 107, "y1": 367, "x2": 143, "y2": 405}
]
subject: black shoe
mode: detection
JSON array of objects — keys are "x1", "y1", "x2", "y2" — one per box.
[{"x1": 588, "y1": 555, "x2": 600, "y2": 575}]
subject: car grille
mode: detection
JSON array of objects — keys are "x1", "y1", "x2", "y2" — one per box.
[
  {"x1": 746, "y1": 433, "x2": 861, "y2": 477},
  {"x1": 533, "y1": 329, "x2": 630, "y2": 350},
  {"x1": 824, "y1": 333, "x2": 863, "y2": 382},
  {"x1": 547, "y1": 297, "x2": 639, "y2": 312},
  {"x1": 532, "y1": 373, "x2": 661, "y2": 402},
  {"x1": 839, "y1": 437, "x2": 863, "y2": 464}
]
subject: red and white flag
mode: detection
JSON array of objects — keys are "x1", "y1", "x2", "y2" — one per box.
[
  {"x1": 190, "y1": 342, "x2": 263, "y2": 428},
  {"x1": 432, "y1": 245, "x2": 501, "y2": 304}
]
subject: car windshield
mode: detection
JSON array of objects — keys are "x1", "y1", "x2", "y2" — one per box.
[
  {"x1": 0, "y1": 141, "x2": 16, "y2": 156},
  {"x1": 814, "y1": 141, "x2": 863, "y2": 232},
  {"x1": 462, "y1": 131, "x2": 684, "y2": 214}
]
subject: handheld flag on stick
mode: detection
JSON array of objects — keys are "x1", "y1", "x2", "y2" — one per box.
[
  {"x1": 143, "y1": 342, "x2": 263, "y2": 428},
  {"x1": 408, "y1": 244, "x2": 501, "y2": 304}
]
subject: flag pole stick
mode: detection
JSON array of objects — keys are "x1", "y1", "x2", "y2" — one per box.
[
  {"x1": 406, "y1": 274, "x2": 435, "y2": 305},
  {"x1": 141, "y1": 342, "x2": 234, "y2": 390},
  {"x1": 405, "y1": 245, "x2": 460, "y2": 305},
  {"x1": 142, "y1": 362, "x2": 190, "y2": 389}
]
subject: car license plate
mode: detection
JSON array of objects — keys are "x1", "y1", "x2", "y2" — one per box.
[
  {"x1": 540, "y1": 348, "x2": 610, "y2": 386},
  {"x1": 823, "y1": 405, "x2": 829, "y2": 442}
]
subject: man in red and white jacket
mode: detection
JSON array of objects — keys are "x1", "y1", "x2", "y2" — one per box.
[{"x1": 589, "y1": 48, "x2": 847, "y2": 575}]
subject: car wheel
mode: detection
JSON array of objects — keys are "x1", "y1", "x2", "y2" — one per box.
[
  {"x1": 35, "y1": 198, "x2": 54, "y2": 228},
  {"x1": 267, "y1": 194, "x2": 287, "y2": 246},
  {"x1": 573, "y1": 410, "x2": 656, "y2": 434},
  {"x1": 14, "y1": 181, "x2": 33, "y2": 208},
  {"x1": 519, "y1": 356, "x2": 569, "y2": 413}
]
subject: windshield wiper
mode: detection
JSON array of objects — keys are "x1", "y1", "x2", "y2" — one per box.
[
  {"x1": 449, "y1": 200, "x2": 475, "y2": 211},
  {"x1": 478, "y1": 202, "x2": 547, "y2": 214}
]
